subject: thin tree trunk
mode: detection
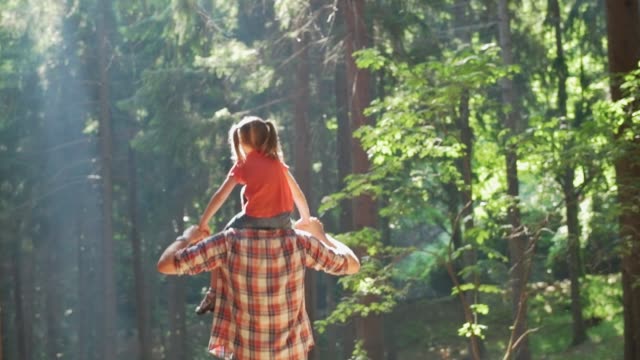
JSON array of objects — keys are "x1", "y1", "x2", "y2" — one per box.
[
  {"x1": 335, "y1": 58, "x2": 353, "y2": 233},
  {"x1": 169, "y1": 205, "x2": 187, "y2": 360},
  {"x1": 548, "y1": 0, "x2": 587, "y2": 345},
  {"x1": 0, "y1": 303, "x2": 3, "y2": 360},
  {"x1": 44, "y1": 233, "x2": 62, "y2": 360},
  {"x1": 11, "y1": 239, "x2": 28, "y2": 360},
  {"x1": 97, "y1": 0, "x2": 117, "y2": 357},
  {"x1": 454, "y1": 0, "x2": 482, "y2": 356},
  {"x1": 128, "y1": 136, "x2": 153, "y2": 360},
  {"x1": 292, "y1": 17, "x2": 318, "y2": 360},
  {"x1": 497, "y1": 0, "x2": 531, "y2": 358},
  {"x1": 335, "y1": 39, "x2": 354, "y2": 360},
  {"x1": 21, "y1": 243, "x2": 34, "y2": 360},
  {"x1": 605, "y1": 1, "x2": 640, "y2": 359},
  {"x1": 562, "y1": 171, "x2": 586, "y2": 344},
  {"x1": 77, "y1": 203, "x2": 92, "y2": 360},
  {"x1": 343, "y1": 1, "x2": 384, "y2": 359}
]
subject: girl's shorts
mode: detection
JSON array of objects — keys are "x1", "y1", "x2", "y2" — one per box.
[{"x1": 224, "y1": 211, "x2": 292, "y2": 230}]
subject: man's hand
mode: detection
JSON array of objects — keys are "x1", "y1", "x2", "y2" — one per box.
[
  {"x1": 196, "y1": 223, "x2": 212, "y2": 241},
  {"x1": 295, "y1": 217, "x2": 360, "y2": 274},
  {"x1": 157, "y1": 225, "x2": 207, "y2": 274},
  {"x1": 295, "y1": 217, "x2": 323, "y2": 239},
  {"x1": 185, "y1": 225, "x2": 208, "y2": 244}
]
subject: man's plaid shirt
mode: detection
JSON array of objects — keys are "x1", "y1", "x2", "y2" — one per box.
[{"x1": 174, "y1": 228, "x2": 351, "y2": 360}]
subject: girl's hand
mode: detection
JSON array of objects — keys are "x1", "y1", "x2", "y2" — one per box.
[
  {"x1": 294, "y1": 217, "x2": 311, "y2": 228},
  {"x1": 198, "y1": 223, "x2": 212, "y2": 237}
]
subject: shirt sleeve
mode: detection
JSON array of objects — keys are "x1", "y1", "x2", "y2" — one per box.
[
  {"x1": 173, "y1": 233, "x2": 228, "y2": 275},
  {"x1": 298, "y1": 232, "x2": 349, "y2": 275},
  {"x1": 228, "y1": 162, "x2": 245, "y2": 184}
]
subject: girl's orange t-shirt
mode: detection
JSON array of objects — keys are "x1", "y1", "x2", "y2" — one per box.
[{"x1": 228, "y1": 151, "x2": 294, "y2": 218}]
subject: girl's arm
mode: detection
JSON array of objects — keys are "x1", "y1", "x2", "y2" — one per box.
[
  {"x1": 285, "y1": 170, "x2": 311, "y2": 223},
  {"x1": 198, "y1": 176, "x2": 238, "y2": 233}
]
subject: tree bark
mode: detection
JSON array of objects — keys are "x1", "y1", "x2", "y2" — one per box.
[
  {"x1": 452, "y1": 0, "x2": 483, "y2": 357},
  {"x1": 96, "y1": 0, "x2": 118, "y2": 358},
  {"x1": 497, "y1": 0, "x2": 531, "y2": 358},
  {"x1": 44, "y1": 232, "x2": 62, "y2": 360},
  {"x1": 605, "y1": 1, "x2": 640, "y2": 359},
  {"x1": 11, "y1": 239, "x2": 28, "y2": 360},
  {"x1": 128, "y1": 135, "x2": 153, "y2": 360},
  {"x1": 292, "y1": 17, "x2": 318, "y2": 360},
  {"x1": 0, "y1": 304, "x2": 3, "y2": 360},
  {"x1": 343, "y1": 1, "x2": 384, "y2": 359},
  {"x1": 335, "y1": 58, "x2": 353, "y2": 233},
  {"x1": 77, "y1": 200, "x2": 91, "y2": 360},
  {"x1": 335, "y1": 22, "x2": 354, "y2": 358},
  {"x1": 548, "y1": 0, "x2": 587, "y2": 345},
  {"x1": 168, "y1": 206, "x2": 188, "y2": 360}
]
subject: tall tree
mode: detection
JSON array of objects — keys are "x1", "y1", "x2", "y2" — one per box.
[
  {"x1": 127, "y1": 130, "x2": 152, "y2": 360},
  {"x1": 291, "y1": 9, "x2": 317, "y2": 360},
  {"x1": 497, "y1": 0, "x2": 531, "y2": 358},
  {"x1": 547, "y1": 0, "x2": 586, "y2": 345},
  {"x1": 0, "y1": 304, "x2": 3, "y2": 360},
  {"x1": 605, "y1": 0, "x2": 640, "y2": 359},
  {"x1": 452, "y1": 0, "x2": 483, "y2": 357},
  {"x1": 96, "y1": 0, "x2": 118, "y2": 357},
  {"x1": 10, "y1": 235, "x2": 28, "y2": 360},
  {"x1": 342, "y1": 0, "x2": 384, "y2": 358},
  {"x1": 168, "y1": 185, "x2": 188, "y2": 360}
]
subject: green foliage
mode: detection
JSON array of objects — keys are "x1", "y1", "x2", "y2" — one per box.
[
  {"x1": 527, "y1": 274, "x2": 623, "y2": 357},
  {"x1": 348, "y1": 340, "x2": 371, "y2": 360},
  {"x1": 458, "y1": 321, "x2": 488, "y2": 340},
  {"x1": 582, "y1": 274, "x2": 623, "y2": 321}
]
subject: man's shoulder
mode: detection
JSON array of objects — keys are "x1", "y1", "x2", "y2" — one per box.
[{"x1": 223, "y1": 227, "x2": 302, "y2": 240}]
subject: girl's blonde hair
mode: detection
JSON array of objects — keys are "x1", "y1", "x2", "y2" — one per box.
[{"x1": 229, "y1": 116, "x2": 282, "y2": 162}]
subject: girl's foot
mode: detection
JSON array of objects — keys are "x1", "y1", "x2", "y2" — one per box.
[{"x1": 195, "y1": 289, "x2": 215, "y2": 315}]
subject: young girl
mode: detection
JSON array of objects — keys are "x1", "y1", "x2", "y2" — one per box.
[{"x1": 195, "y1": 115, "x2": 312, "y2": 314}]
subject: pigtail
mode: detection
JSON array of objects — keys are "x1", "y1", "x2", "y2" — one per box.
[
  {"x1": 264, "y1": 120, "x2": 281, "y2": 160},
  {"x1": 229, "y1": 125, "x2": 242, "y2": 162}
]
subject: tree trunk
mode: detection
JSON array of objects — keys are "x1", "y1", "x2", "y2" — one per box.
[
  {"x1": 335, "y1": 32, "x2": 354, "y2": 359},
  {"x1": 343, "y1": 1, "x2": 384, "y2": 359},
  {"x1": 21, "y1": 244, "x2": 34, "y2": 360},
  {"x1": 11, "y1": 239, "x2": 28, "y2": 360},
  {"x1": 548, "y1": 0, "x2": 587, "y2": 345},
  {"x1": 0, "y1": 304, "x2": 3, "y2": 360},
  {"x1": 335, "y1": 56, "x2": 353, "y2": 233},
  {"x1": 497, "y1": 0, "x2": 531, "y2": 358},
  {"x1": 605, "y1": 1, "x2": 640, "y2": 359},
  {"x1": 128, "y1": 136, "x2": 153, "y2": 360},
  {"x1": 77, "y1": 201, "x2": 92, "y2": 360},
  {"x1": 168, "y1": 277, "x2": 187, "y2": 360},
  {"x1": 453, "y1": 0, "x2": 483, "y2": 357},
  {"x1": 168, "y1": 206, "x2": 188, "y2": 360},
  {"x1": 97, "y1": 0, "x2": 118, "y2": 358},
  {"x1": 44, "y1": 232, "x2": 62, "y2": 360},
  {"x1": 292, "y1": 19, "x2": 318, "y2": 360},
  {"x1": 562, "y1": 170, "x2": 586, "y2": 344}
]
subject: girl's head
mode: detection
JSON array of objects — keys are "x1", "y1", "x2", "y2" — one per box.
[{"x1": 229, "y1": 116, "x2": 282, "y2": 161}]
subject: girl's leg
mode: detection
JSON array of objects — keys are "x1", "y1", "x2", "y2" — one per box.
[{"x1": 196, "y1": 269, "x2": 218, "y2": 315}]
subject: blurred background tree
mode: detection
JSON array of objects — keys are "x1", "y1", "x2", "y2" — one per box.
[{"x1": 1, "y1": 0, "x2": 638, "y2": 359}]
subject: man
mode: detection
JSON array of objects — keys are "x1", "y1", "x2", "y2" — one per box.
[{"x1": 157, "y1": 217, "x2": 360, "y2": 360}]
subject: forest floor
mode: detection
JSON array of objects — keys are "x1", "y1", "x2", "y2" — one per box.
[{"x1": 389, "y1": 276, "x2": 623, "y2": 360}]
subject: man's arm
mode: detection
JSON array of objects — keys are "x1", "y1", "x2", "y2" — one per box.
[
  {"x1": 296, "y1": 218, "x2": 360, "y2": 274},
  {"x1": 157, "y1": 225, "x2": 206, "y2": 275}
]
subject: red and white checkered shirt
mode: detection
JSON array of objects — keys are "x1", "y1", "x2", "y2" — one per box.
[{"x1": 174, "y1": 228, "x2": 350, "y2": 360}]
